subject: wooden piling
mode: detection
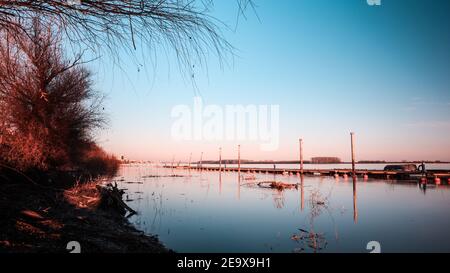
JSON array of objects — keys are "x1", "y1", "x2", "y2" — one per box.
[
  {"x1": 188, "y1": 152, "x2": 192, "y2": 170},
  {"x1": 219, "y1": 147, "x2": 222, "y2": 173},
  {"x1": 238, "y1": 145, "x2": 241, "y2": 184},
  {"x1": 353, "y1": 176, "x2": 358, "y2": 223},
  {"x1": 350, "y1": 132, "x2": 356, "y2": 178},
  {"x1": 171, "y1": 155, "x2": 175, "y2": 173},
  {"x1": 238, "y1": 145, "x2": 241, "y2": 174},
  {"x1": 351, "y1": 132, "x2": 358, "y2": 222},
  {"x1": 300, "y1": 174, "x2": 304, "y2": 211}
]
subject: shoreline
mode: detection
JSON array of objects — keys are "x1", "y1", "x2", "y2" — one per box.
[{"x1": 0, "y1": 175, "x2": 169, "y2": 253}]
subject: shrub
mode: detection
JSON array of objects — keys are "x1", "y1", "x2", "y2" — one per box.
[{"x1": 0, "y1": 19, "x2": 116, "y2": 177}]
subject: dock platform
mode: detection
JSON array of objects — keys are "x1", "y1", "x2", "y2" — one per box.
[{"x1": 163, "y1": 166, "x2": 450, "y2": 183}]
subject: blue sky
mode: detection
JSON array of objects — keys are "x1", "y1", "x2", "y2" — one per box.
[{"x1": 92, "y1": 0, "x2": 450, "y2": 162}]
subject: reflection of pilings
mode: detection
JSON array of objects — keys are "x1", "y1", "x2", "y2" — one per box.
[
  {"x1": 238, "y1": 145, "x2": 241, "y2": 175},
  {"x1": 299, "y1": 138, "x2": 304, "y2": 176},
  {"x1": 219, "y1": 172, "x2": 222, "y2": 195},
  {"x1": 171, "y1": 155, "x2": 175, "y2": 174},
  {"x1": 353, "y1": 176, "x2": 358, "y2": 223},
  {"x1": 238, "y1": 145, "x2": 241, "y2": 200},
  {"x1": 188, "y1": 152, "x2": 192, "y2": 172},
  {"x1": 350, "y1": 132, "x2": 358, "y2": 223},
  {"x1": 237, "y1": 177, "x2": 241, "y2": 200},
  {"x1": 300, "y1": 175, "x2": 304, "y2": 211}
]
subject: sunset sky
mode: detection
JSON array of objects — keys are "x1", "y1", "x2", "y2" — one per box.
[{"x1": 93, "y1": 0, "x2": 450, "y2": 162}]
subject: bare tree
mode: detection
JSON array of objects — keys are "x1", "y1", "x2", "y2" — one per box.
[
  {"x1": 0, "y1": 0, "x2": 256, "y2": 68},
  {"x1": 0, "y1": 20, "x2": 105, "y2": 171}
]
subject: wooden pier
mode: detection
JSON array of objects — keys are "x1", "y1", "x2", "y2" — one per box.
[
  {"x1": 167, "y1": 135, "x2": 450, "y2": 184},
  {"x1": 163, "y1": 165, "x2": 450, "y2": 183}
]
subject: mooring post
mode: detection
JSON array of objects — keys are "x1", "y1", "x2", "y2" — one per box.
[
  {"x1": 171, "y1": 155, "x2": 175, "y2": 174},
  {"x1": 237, "y1": 145, "x2": 241, "y2": 199},
  {"x1": 350, "y1": 132, "x2": 356, "y2": 178},
  {"x1": 188, "y1": 152, "x2": 192, "y2": 171},
  {"x1": 199, "y1": 152, "x2": 203, "y2": 171},
  {"x1": 219, "y1": 147, "x2": 222, "y2": 173},
  {"x1": 238, "y1": 145, "x2": 241, "y2": 175},
  {"x1": 299, "y1": 138, "x2": 304, "y2": 175}
]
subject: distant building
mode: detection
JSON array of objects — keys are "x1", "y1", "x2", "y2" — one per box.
[{"x1": 311, "y1": 157, "x2": 342, "y2": 164}]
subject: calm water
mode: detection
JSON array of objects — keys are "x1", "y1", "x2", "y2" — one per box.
[{"x1": 114, "y1": 164, "x2": 450, "y2": 253}]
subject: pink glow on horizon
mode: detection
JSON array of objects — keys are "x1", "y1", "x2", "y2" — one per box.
[{"x1": 100, "y1": 135, "x2": 450, "y2": 162}]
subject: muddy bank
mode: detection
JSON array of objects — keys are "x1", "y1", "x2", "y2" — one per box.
[{"x1": 0, "y1": 172, "x2": 169, "y2": 253}]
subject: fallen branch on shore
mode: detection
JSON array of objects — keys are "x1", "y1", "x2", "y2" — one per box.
[{"x1": 97, "y1": 182, "x2": 137, "y2": 216}]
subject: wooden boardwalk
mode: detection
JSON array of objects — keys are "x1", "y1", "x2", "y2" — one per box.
[{"x1": 164, "y1": 166, "x2": 450, "y2": 182}]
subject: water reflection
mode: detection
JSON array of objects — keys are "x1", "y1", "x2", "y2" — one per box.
[
  {"x1": 237, "y1": 172, "x2": 241, "y2": 201},
  {"x1": 219, "y1": 172, "x2": 222, "y2": 195},
  {"x1": 272, "y1": 190, "x2": 285, "y2": 209},
  {"x1": 419, "y1": 181, "x2": 427, "y2": 195},
  {"x1": 353, "y1": 176, "x2": 358, "y2": 224},
  {"x1": 300, "y1": 175, "x2": 304, "y2": 211},
  {"x1": 116, "y1": 164, "x2": 450, "y2": 253}
]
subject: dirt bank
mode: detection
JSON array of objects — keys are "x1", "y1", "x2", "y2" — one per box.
[{"x1": 0, "y1": 173, "x2": 168, "y2": 253}]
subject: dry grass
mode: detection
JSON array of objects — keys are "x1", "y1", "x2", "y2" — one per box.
[{"x1": 64, "y1": 181, "x2": 102, "y2": 210}]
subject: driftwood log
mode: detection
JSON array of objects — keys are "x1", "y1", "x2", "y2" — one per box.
[
  {"x1": 257, "y1": 181, "x2": 298, "y2": 191},
  {"x1": 96, "y1": 182, "x2": 137, "y2": 216}
]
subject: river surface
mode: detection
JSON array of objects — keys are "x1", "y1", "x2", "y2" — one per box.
[{"x1": 114, "y1": 164, "x2": 450, "y2": 253}]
